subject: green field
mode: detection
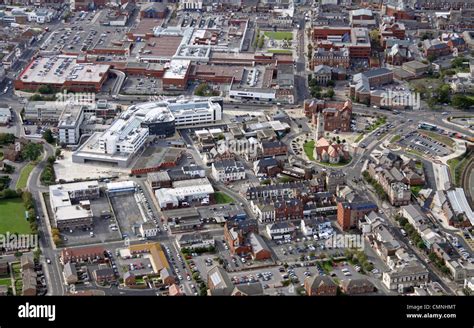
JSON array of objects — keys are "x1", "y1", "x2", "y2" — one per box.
[
  {"x1": 16, "y1": 162, "x2": 36, "y2": 190},
  {"x1": 214, "y1": 192, "x2": 234, "y2": 204},
  {"x1": 405, "y1": 148, "x2": 425, "y2": 158},
  {"x1": 390, "y1": 135, "x2": 401, "y2": 143},
  {"x1": 355, "y1": 133, "x2": 365, "y2": 143},
  {"x1": 264, "y1": 31, "x2": 293, "y2": 40},
  {"x1": 0, "y1": 277, "x2": 11, "y2": 286},
  {"x1": 303, "y1": 140, "x2": 315, "y2": 160},
  {"x1": 0, "y1": 198, "x2": 31, "y2": 234},
  {"x1": 267, "y1": 49, "x2": 293, "y2": 54},
  {"x1": 410, "y1": 185, "x2": 423, "y2": 197}
]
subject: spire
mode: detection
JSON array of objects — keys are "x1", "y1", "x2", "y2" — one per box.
[{"x1": 315, "y1": 111, "x2": 325, "y2": 140}]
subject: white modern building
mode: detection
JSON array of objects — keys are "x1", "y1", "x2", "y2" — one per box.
[
  {"x1": 140, "y1": 222, "x2": 159, "y2": 238},
  {"x1": 154, "y1": 178, "x2": 214, "y2": 209},
  {"x1": 58, "y1": 104, "x2": 85, "y2": 145},
  {"x1": 49, "y1": 181, "x2": 100, "y2": 230},
  {"x1": 177, "y1": 232, "x2": 215, "y2": 250},
  {"x1": 72, "y1": 97, "x2": 223, "y2": 167}
]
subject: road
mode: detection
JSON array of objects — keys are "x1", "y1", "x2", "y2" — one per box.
[{"x1": 26, "y1": 142, "x2": 67, "y2": 296}]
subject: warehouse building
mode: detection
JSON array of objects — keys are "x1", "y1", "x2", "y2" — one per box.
[{"x1": 15, "y1": 55, "x2": 110, "y2": 92}]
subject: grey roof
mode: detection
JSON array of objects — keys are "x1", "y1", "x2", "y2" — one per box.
[
  {"x1": 178, "y1": 232, "x2": 213, "y2": 244},
  {"x1": 208, "y1": 265, "x2": 233, "y2": 293},
  {"x1": 213, "y1": 159, "x2": 245, "y2": 173},
  {"x1": 314, "y1": 65, "x2": 333, "y2": 75},
  {"x1": 267, "y1": 221, "x2": 295, "y2": 231},
  {"x1": 232, "y1": 282, "x2": 264, "y2": 295},
  {"x1": 341, "y1": 278, "x2": 375, "y2": 291},
  {"x1": 306, "y1": 275, "x2": 337, "y2": 290},
  {"x1": 249, "y1": 232, "x2": 270, "y2": 254},
  {"x1": 363, "y1": 68, "x2": 392, "y2": 78},
  {"x1": 63, "y1": 262, "x2": 77, "y2": 278}
]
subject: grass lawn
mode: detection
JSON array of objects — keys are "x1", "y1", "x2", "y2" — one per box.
[
  {"x1": 321, "y1": 261, "x2": 334, "y2": 274},
  {"x1": 390, "y1": 135, "x2": 401, "y2": 143},
  {"x1": 405, "y1": 148, "x2": 425, "y2": 158},
  {"x1": 214, "y1": 192, "x2": 234, "y2": 204},
  {"x1": 447, "y1": 153, "x2": 470, "y2": 186},
  {"x1": 415, "y1": 162, "x2": 423, "y2": 170},
  {"x1": 409, "y1": 78, "x2": 443, "y2": 92},
  {"x1": 447, "y1": 157, "x2": 462, "y2": 183},
  {"x1": 0, "y1": 198, "x2": 31, "y2": 234},
  {"x1": 16, "y1": 162, "x2": 36, "y2": 190},
  {"x1": 318, "y1": 157, "x2": 352, "y2": 167},
  {"x1": 11, "y1": 263, "x2": 21, "y2": 277},
  {"x1": 267, "y1": 49, "x2": 292, "y2": 54},
  {"x1": 264, "y1": 31, "x2": 293, "y2": 40},
  {"x1": 278, "y1": 176, "x2": 295, "y2": 183},
  {"x1": 410, "y1": 185, "x2": 423, "y2": 197},
  {"x1": 0, "y1": 277, "x2": 11, "y2": 286},
  {"x1": 366, "y1": 117, "x2": 387, "y2": 132},
  {"x1": 303, "y1": 140, "x2": 315, "y2": 160},
  {"x1": 15, "y1": 279, "x2": 22, "y2": 295},
  {"x1": 355, "y1": 133, "x2": 365, "y2": 143},
  {"x1": 419, "y1": 130, "x2": 455, "y2": 148}
]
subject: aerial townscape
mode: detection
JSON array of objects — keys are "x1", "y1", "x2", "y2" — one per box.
[{"x1": 0, "y1": 0, "x2": 473, "y2": 300}]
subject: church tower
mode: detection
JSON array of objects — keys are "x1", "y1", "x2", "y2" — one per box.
[{"x1": 315, "y1": 111, "x2": 325, "y2": 140}]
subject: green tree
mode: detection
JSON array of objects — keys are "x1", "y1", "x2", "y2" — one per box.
[
  {"x1": 427, "y1": 54, "x2": 436, "y2": 63},
  {"x1": 21, "y1": 142, "x2": 43, "y2": 161},
  {"x1": 451, "y1": 94, "x2": 474, "y2": 109},
  {"x1": 325, "y1": 88, "x2": 335, "y2": 99},
  {"x1": 307, "y1": 43, "x2": 313, "y2": 60},
  {"x1": 42, "y1": 129, "x2": 55, "y2": 144},
  {"x1": 0, "y1": 133, "x2": 15, "y2": 145},
  {"x1": 37, "y1": 85, "x2": 54, "y2": 94}
]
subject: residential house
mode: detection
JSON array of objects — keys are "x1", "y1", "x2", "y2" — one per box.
[
  {"x1": 63, "y1": 262, "x2": 78, "y2": 285},
  {"x1": 340, "y1": 278, "x2": 376, "y2": 295},
  {"x1": 266, "y1": 221, "x2": 296, "y2": 240},
  {"x1": 211, "y1": 159, "x2": 246, "y2": 182},
  {"x1": 304, "y1": 275, "x2": 338, "y2": 296}
]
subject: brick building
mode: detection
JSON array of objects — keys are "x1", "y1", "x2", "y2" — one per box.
[
  {"x1": 305, "y1": 275, "x2": 338, "y2": 296},
  {"x1": 304, "y1": 99, "x2": 352, "y2": 133},
  {"x1": 337, "y1": 201, "x2": 378, "y2": 231}
]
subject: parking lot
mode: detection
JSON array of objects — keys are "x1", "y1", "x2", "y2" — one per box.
[
  {"x1": 121, "y1": 76, "x2": 163, "y2": 95},
  {"x1": 41, "y1": 9, "x2": 130, "y2": 54},
  {"x1": 109, "y1": 193, "x2": 145, "y2": 240},
  {"x1": 60, "y1": 197, "x2": 122, "y2": 246},
  {"x1": 116, "y1": 253, "x2": 155, "y2": 278},
  {"x1": 399, "y1": 132, "x2": 451, "y2": 157}
]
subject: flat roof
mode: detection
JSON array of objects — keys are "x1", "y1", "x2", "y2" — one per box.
[
  {"x1": 20, "y1": 56, "x2": 109, "y2": 85},
  {"x1": 163, "y1": 59, "x2": 191, "y2": 79},
  {"x1": 140, "y1": 35, "x2": 182, "y2": 58}
]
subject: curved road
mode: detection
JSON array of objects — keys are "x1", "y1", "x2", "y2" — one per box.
[
  {"x1": 461, "y1": 156, "x2": 474, "y2": 208},
  {"x1": 27, "y1": 141, "x2": 66, "y2": 296}
]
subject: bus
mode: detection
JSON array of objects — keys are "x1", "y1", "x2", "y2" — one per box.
[{"x1": 418, "y1": 122, "x2": 437, "y2": 131}]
